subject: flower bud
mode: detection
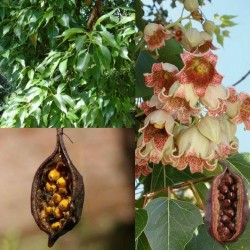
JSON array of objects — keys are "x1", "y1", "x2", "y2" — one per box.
[
  {"x1": 184, "y1": 0, "x2": 199, "y2": 12},
  {"x1": 203, "y1": 20, "x2": 216, "y2": 35},
  {"x1": 184, "y1": 28, "x2": 203, "y2": 47}
]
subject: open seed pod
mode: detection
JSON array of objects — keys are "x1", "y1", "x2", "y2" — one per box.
[
  {"x1": 31, "y1": 129, "x2": 84, "y2": 247},
  {"x1": 205, "y1": 163, "x2": 249, "y2": 243}
]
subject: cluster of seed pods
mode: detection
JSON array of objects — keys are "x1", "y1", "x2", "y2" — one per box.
[
  {"x1": 31, "y1": 129, "x2": 84, "y2": 247},
  {"x1": 205, "y1": 165, "x2": 249, "y2": 243}
]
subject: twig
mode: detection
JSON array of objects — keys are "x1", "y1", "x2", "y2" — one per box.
[
  {"x1": 143, "y1": 176, "x2": 214, "y2": 199},
  {"x1": 232, "y1": 69, "x2": 250, "y2": 87}
]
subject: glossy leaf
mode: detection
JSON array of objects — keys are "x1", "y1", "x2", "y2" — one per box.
[
  {"x1": 136, "y1": 232, "x2": 151, "y2": 250},
  {"x1": 135, "y1": 209, "x2": 148, "y2": 240},
  {"x1": 53, "y1": 94, "x2": 67, "y2": 113},
  {"x1": 59, "y1": 59, "x2": 68, "y2": 78},
  {"x1": 76, "y1": 51, "x2": 90, "y2": 72}
]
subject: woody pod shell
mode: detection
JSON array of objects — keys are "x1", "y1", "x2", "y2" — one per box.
[{"x1": 31, "y1": 129, "x2": 84, "y2": 247}]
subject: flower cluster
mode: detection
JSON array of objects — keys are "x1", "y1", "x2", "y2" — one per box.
[{"x1": 136, "y1": 2, "x2": 250, "y2": 177}]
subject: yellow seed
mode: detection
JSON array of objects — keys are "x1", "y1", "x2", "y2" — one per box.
[
  {"x1": 52, "y1": 193, "x2": 62, "y2": 204},
  {"x1": 67, "y1": 196, "x2": 72, "y2": 203},
  {"x1": 40, "y1": 209, "x2": 47, "y2": 220},
  {"x1": 56, "y1": 177, "x2": 66, "y2": 188},
  {"x1": 45, "y1": 206, "x2": 53, "y2": 214},
  {"x1": 58, "y1": 199, "x2": 69, "y2": 211},
  {"x1": 53, "y1": 207, "x2": 62, "y2": 219},
  {"x1": 58, "y1": 187, "x2": 68, "y2": 195},
  {"x1": 48, "y1": 169, "x2": 60, "y2": 181},
  {"x1": 45, "y1": 182, "x2": 57, "y2": 193},
  {"x1": 51, "y1": 222, "x2": 61, "y2": 231}
]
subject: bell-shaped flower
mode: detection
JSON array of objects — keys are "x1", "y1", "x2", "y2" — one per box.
[
  {"x1": 200, "y1": 85, "x2": 229, "y2": 116},
  {"x1": 167, "y1": 81, "x2": 199, "y2": 108},
  {"x1": 225, "y1": 87, "x2": 240, "y2": 118},
  {"x1": 135, "y1": 157, "x2": 152, "y2": 179},
  {"x1": 136, "y1": 120, "x2": 175, "y2": 164},
  {"x1": 140, "y1": 95, "x2": 163, "y2": 115},
  {"x1": 170, "y1": 126, "x2": 217, "y2": 173},
  {"x1": 208, "y1": 115, "x2": 238, "y2": 158},
  {"x1": 144, "y1": 63, "x2": 179, "y2": 95},
  {"x1": 144, "y1": 23, "x2": 171, "y2": 51},
  {"x1": 139, "y1": 110, "x2": 175, "y2": 149},
  {"x1": 181, "y1": 28, "x2": 203, "y2": 51},
  {"x1": 194, "y1": 31, "x2": 217, "y2": 53},
  {"x1": 230, "y1": 92, "x2": 250, "y2": 130},
  {"x1": 176, "y1": 50, "x2": 223, "y2": 97},
  {"x1": 158, "y1": 82, "x2": 201, "y2": 124},
  {"x1": 197, "y1": 115, "x2": 221, "y2": 143}
]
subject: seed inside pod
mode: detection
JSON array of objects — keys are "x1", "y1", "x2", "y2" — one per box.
[
  {"x1": 205, "y1": 164, "x2": 249, "y2": 243},
  {"x1": 31, "y1": 129, "x2": 84, "y2": 247}
]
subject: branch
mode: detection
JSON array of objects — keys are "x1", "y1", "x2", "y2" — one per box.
[
  {"x1": 143, "y1": 176, "x2": 214, "y2": 199},
  {"x1": 232, "y1": 69, "x2": 250, "y2": 87}
]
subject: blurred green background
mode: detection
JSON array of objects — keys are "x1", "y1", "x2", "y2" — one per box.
[{"x1": 0, "y1": 128, "x2": 134, "y2": 250}]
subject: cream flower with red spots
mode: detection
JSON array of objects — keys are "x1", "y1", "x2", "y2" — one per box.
[
  {"x1": 135, "y1": 157, "x2": 152, "y2": 179},
  {"x1": 170, "y1": 126, "x2": 217, "y2": 173},
  {"x1": 200, "y1": 85, "x2": 229, "y2": 116},
  {"x1": 228, "y1": 92, "x2": 250, "y2": 130},
  {"x1": 140, "y1": 95, "x2": 163, "y2": 115},
  {"x1": 144, "y1": 23, "x2": 171, "y2": 51},
  {"x1": 144, "y1": 63, "x2": 179, "y2": 95},
  {"x1": 176, "y1": 51, "x2": 223, "y2": 97},
  {"x1": 136, "y1": 110, "x2": 175, "y2": 164},
  {"x1": 158, "y1": 82, "x2": 201, "y2": 124}
]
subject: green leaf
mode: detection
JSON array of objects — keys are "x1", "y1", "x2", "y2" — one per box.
[
  {"x1": 28, "y1": 69, "x2": 35, "y2": 80},
  {"x1": 216, "y1": 34, "x2": 224, "y2": 46},
  {"x1": 29, "y1": 32, "x2": 38, "y2": 49},
  {"x1": 62, "y1": 94, "x2": 75, "y2": 107},
  {"x1": 98, "y1": 45, "x2": 111, "y2": 69},
  {"x1": 148, "y1": 165, "x2": 205, "y2": 193},
  {"x1": 94, "y1": 9, "x2": 117, "y2": 28},
  {"x1": 20, "y1": 108, "x2": 28, "y2": 126},
  {"x1": 226, "y1": 153, "x2": 250, "y2": 184},
  {"x1": 58, "y1": 14, "x2": 70, "y2": 27},
  {"x1": 135, "y1": 209, "x2": 148, "y2": 240},
  {"x1": 33, "y1": 108, "x2": 41, "y2": 125},
  {"x1": 100, "y1": 29, "x2": 119, "y2": 49},
  {"x1": 53, "y1": 94, "x2": 67, "y2": 113},
  {"x1": 3, "y1": 24, "x2": 11, "y2": 36},
  {"x1": 76, "y1": 51, "x2": 90, "y2": 72},
  {"x1": 29, "y1": 95, "x2": 43, "y2": 114},
  {"x1": 118, "y1": 13, "x2": 135, "y2": 25},
  {"x1": 60, "y1": 28, "x2": 85, "y2": 42},
  {"x1": 221, "y1": 15, "x2": 237, "y2": 20},
  {"x1": 158, "y1": 38, "x2": 183, "y2": 69},
  {"x1": 136, "y1": 232, "x2": 151, "y2": 250},
  {"x1": 57, "y1": 83, "x2": 66, "y2": 94},
  {"x1": 144, "y1": 198, "x2": 203, "y2": 250},
  {"x1": 43, "y1": 9, "x2": 54, "y2": 25},
  {"x1": 59, "y1": 59, "x2": 68, "y2": 78},
  {"x1": 75, "y1": 35, "x2": 85, "y2": 52},
  {"x1": 135, "y1": 0, "x2": 146, "y2": 31},
  {"x1": 135, "y1": 51, "x2": 156, "y2": 98},
  {"x1": 120, "y1": 47, "x2": 130, "y2": 60},
  {"x1": 185, "y1": 224, "x2": 224, "y2": 250}
]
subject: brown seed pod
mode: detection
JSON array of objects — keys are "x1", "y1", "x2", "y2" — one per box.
[
  {"x1": 205, "y1": 164, "x2": 249, "y2": 243},
  {"x1": 31, "y1": 129, "x2": 84, "y2": 247}
]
